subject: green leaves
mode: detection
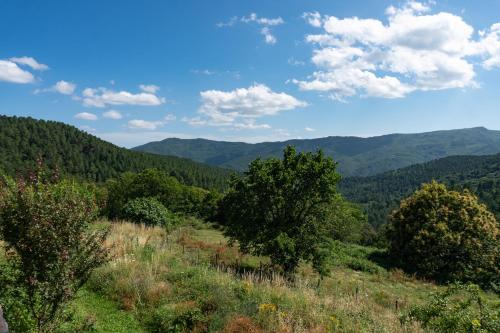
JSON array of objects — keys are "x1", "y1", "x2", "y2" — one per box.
[
  {"x1": 221, "y1": 146, "x2": 358, "y2": 276},
  {"x1": 0, "y1": 174, "x2": 109, "y2": 332},
  {"x1": 388, "y1": 181, "x2": 499, "y2": 288},
  {"x1": 123, "y1": 197, "x2": 179, "y2": 227}
]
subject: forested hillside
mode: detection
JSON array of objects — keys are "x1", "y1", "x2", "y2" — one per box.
[
  {"x1": 339, "y1": 154, "x2": 500, "y2": 227},
  {"x1": 133, "y1": 127, "x2": 500, "y2": 176},
  {"x1": 0, "y1": 116, "x2": 232, "y2": 190}
]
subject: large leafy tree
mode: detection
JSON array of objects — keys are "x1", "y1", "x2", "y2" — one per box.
[
  {"x1": 220, "y1": 146, "x2": 346, "y2": 275},
  {"x1": 388, "y1": 181, "x2": 499, "y2": 288}
]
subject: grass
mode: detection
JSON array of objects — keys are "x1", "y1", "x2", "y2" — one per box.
[
  {"x1": 2, "y1": 220, "x2": 498, "y2": 332},
  {"x1": 58, "y1": 288, "x2": 146, "y2": 333},
  {"x1": 76, "y1": 221, "x2": 437, "y2": 332}
]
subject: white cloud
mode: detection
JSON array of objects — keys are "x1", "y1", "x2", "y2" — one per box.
[
  {"x1": 128, "y1": 119, "x2": 163, "y2": 130},
  {"x1": 233, "y1": 120, "x2": 271, "y2": 130},
  {"x1": 260, "y1": 27, "x2": 277, "y2": 44},
  {"x1": 164, "y1": 114, "x2": 176, "y2": 122},
  {"x1": 9, "y1": 56, "x2": 49, "y2": 71},
  {"x1": 241, "y1": 13, "x2": 284, "y2": 26},
  {"x1": 305, "y1": 127, "x2": 316, "y2": 132},
  {"x1": 34, "y1": 80, "x2": 76, "y2": 95},
  {"x1": 102, "y1": 110, "x2": 123, "y2": 120},
  {"x1": 75, "y1": 112, "x2": 98, "y2": 121},
  {"x1": 476, "y1": 23, "x2": 500, "y2": 69},
  {"x1": 0, "y1": 60, "x2": 35, "y2": 83},
  {"x1": 218, "y1": 13, "x2": 284, "y2": 44},
  {"x1": 82, "y1": 87, "x2": 165, "y2": 107},
  {"x1": 127, "y1": 114, "x2": 176, "y2": 130},
  {"x1": 139, "y1": 84, "x2": 160, "y2": 93},
  {"x1": 195, "y1": 83, "x2": 306, "y2": 128},
  {"x1": 216, "y1": 16, "x2": 238, "y2": 28},
  {"x1": 53, "y1": 80, "x2": 76, "y2": 95},
  {"x1": 296, "y1": 1, "x2": 500, "y2": 100},
  {"x1": 303, "y1": 12, "x2": 322, "y2": 28}
]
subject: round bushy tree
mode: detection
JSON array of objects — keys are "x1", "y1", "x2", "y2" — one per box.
[
  {"x1": 123, "y1": 197, "x2": 177, "y2": 227},
  {"x1": 388, "y1": 181, "x2": 499, "y2": 287},
  {"x1": 220, "y1": 146, "x2": 344, "y2": 276}
]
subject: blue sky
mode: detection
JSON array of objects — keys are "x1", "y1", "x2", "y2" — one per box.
[{"x1": 1, "y1": 0, "x2": 500, "y2": 147}]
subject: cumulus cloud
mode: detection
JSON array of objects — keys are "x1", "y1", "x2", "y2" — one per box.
[
  {"x1": 296, "y1": 1, "x2": 500, "y2": 100},
  {"x1": 75, "y1": 112, "x2": 98, "y2": 121},
  {"x1": 217, "y1": 13, "x2": 284, "y2": 44},
  {"x1": 34, "y1": 80, "x2": 76, "y2": 95},
  {"x1": 54, "y1": 80, "x2": 76, "y2": 94},
  {"x1": 186, "y1": 83, "x2": 305, "y2": 130},
  {"x1": 0, "y1": 60, "x2": 35, "y2": 83},
  {"x1": 128, "y1": 119, "x2": 162, "y2": 130},
  {"x1": 102, "y1": 110, "x2": 123, "y2": 120},
  {"x1": 9, "y1": 57, "x2": 49, "y2": 71},
  {"x1": 139, "y1": 84, "x2": 160, "y2": 93},
  {"x1": 128, "y1": 114, "x2": 176, "y2": 130},
  {"x1": 82, "y1": 87, "x2": 165, "y2": 107}
]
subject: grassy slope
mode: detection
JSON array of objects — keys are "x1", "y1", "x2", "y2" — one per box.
[
  {"x1": 2, "y1": 221, "x2": 497, "y2": 332},
  {"x1": 69, "y1": 221, "x2": 498, "y2": 333}
]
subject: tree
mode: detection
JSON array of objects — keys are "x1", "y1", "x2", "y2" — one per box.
[
  {"x1": 220, "y1": 146, "x2": 344, "y2": 276},
  {"x1": 388, "y1": 181, "x2": 499, "y2": 287},
  {"x1": 0, "y1": 172, "x2": 109, "y2": 332}
]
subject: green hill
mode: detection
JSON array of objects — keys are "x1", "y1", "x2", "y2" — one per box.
[
  {"x1": 133, "y1": 127, "x2": 500, "y2": 176},
  {"x1": 0, "y1": 115, "x2": 232, "y2": 190},
  {"x1": 339, "y1": 154, "x2": 500, "y2": 227}
]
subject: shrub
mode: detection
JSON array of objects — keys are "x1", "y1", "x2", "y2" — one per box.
[
  {"x1": 401, "y1": 283, "x2": 499, "y2": 333},
  {"x1": 105, "y1": 168, "x2": 212, "y2": 219},
  {"x1": 388, "y1": 181, "x2": 499, "y2": 287},
  {"x1": 0, "y1": 173, "x2": 109, "y2": 333},
  {"x1": 146, "y1": 301, "x2": 206, "y2": 333},
  {"x1": 123, "y1": 197, "x2": 178, "y2": 227}
]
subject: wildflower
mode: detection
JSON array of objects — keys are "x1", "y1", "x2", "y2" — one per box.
[
  {"x1": 258, "y1": 303, "x2": 277, "y2": 313},
  {"x1": 471, "y1": 319, "x2": 481, "y2": 328}
]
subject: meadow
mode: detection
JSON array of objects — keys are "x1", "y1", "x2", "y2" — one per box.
[{"x1": 32, "y1": 219, "x2": 494, "y2": 333}]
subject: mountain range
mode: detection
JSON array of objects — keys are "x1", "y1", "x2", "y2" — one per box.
[{"x1": 133, "y1": 127, "x2": 500, "y2": 177}]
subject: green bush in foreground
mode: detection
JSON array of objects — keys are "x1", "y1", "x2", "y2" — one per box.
[
  {"x1": 401, "y1": 283, "x2": 499, "y2": 333},
  {"x1": 0, "y1": 173, "x2": 109, "y2": 333},
  {"x1": 123, "y1": 197, "x2": 179, "y2": 227},
  {"x1": 388, "y1": 181, "x2": 499, "y2": 288}
]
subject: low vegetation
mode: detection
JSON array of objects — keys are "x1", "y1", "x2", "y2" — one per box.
[{"x1": 0, "y1": 146, "x2": 498, "y2": 332}]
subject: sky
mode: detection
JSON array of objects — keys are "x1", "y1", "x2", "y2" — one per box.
[{"x1": 1, "y1": 0, "x2": 500, "y2": 147}]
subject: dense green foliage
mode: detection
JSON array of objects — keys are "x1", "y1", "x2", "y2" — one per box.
[
  {"x1": 105, "y1": 168, "x2": 217, "y2": 220},
  {"x1": 220, "y1": 146, "x2": 365, "y2": 275},
  {"x1": 340, "y1": 153, "x2": 500, "y2": 227},
  {"x1": 123, "y1": 197, "x2": 178, "y2": 227},
  {"x1": 388, "y1": 182, "x2": 499, "y2": 288},
  {"x1": 401, "y1": 284, "x2": 499, "y2": 333},
  {"x1": 0, "y1": 174, "x2": 109, "y2": 333},
  {"x1": 134, "y1": 127, "x2": 500, "y2": 176},
  {"x1": 0, "y1": 115, "x2": 232, "y2": 190}
]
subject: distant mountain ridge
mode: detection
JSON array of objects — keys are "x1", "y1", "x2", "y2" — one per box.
[{"x1": 133, "y1": 127, "x2": 500, "y2": 177}]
